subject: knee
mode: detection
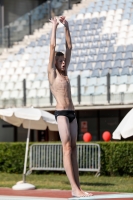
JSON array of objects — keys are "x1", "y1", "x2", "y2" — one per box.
[
  {"x1": 63, "y1": 142, "x2": 72, "y2": 155},
  {"x1": 71, "y1": 142, "x2": 76, "y2": 151}
]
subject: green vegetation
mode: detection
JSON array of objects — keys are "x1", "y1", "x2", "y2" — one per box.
[
  {"x1": 0, "y1": 142, "x2": 133, "y2": 176},
  {"x1": 0, "y1": 172, "x2": 133, "y2": 193}
]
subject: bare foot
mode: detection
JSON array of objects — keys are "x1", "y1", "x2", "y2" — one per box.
[
  {"x1": 72, "y1": 189, "x2": 93, "y2": 197},
  {"x1": 81, "y1": 189, "x2": 93, "y2": 196}
]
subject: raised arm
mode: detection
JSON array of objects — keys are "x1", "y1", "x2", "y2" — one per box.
[
  {"x1": 48, "y1": 17, "x2": 59, "y2": 74},
  {"x1": 59, "y1": 16, "x2": 72, "y2": 68}
]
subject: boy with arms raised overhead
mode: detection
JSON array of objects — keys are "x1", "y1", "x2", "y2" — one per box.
[{"x1": 48, "y1": 16, "x2": 93, "y2": 197}]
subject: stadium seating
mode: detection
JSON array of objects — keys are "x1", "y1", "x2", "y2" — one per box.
[{"x1": 0, "y1": 0, "x2": 133, "y2": 108}]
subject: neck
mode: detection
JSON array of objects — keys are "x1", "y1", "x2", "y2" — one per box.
[{"x1": 56, "y1": 69, "x2": 67, "y2": 76}]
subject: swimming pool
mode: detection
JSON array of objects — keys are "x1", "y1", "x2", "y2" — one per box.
[
  {"x1": 1, "y1": 193, "x2": 133, "y2": 200},
  {"x1": 69, "y1": 193, "x2": 133, "y2": 199}
]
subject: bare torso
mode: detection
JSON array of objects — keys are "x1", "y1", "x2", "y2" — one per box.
[{"x1": 49, "y1": 70, "x2": 74, "y2": 110}]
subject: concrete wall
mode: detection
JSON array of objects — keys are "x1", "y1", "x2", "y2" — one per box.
[{"x1": 0, "y1": 119, "x2": 14, "y2": 142}]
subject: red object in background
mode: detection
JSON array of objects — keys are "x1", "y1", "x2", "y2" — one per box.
[
  {"x1": 83, "y1": 132, "x2": 92, "y2": 142},
  {"x1": 102, "y1": 131, "x2": 111, "y2": 141}
]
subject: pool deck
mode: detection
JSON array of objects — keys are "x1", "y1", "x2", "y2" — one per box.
[{"x1": 0, "y1": 188, "x2": 133, "y2": 200}]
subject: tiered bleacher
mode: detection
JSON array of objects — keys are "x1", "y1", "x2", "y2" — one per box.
[{"x1": 0, "y1": 0, "x2": 133, "y2": 108}]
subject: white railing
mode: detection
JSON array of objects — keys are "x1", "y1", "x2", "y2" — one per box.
[{"x1": 28, "y1": 143, "x2": 101, "y2": 176}]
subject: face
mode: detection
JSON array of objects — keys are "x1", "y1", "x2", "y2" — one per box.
[{"x1": 55, "y1": 55, "x2": 66, "y2": 71}]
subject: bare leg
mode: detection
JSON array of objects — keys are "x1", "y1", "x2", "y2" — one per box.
[
  {"x1": 57, "y1": 116, "x2": 84, "y2": 197},
  {"x1": 70, "y1": 119, "x2": 93, "y2": 196},
  {"x1": 69, "y1": 118, "x2": 80, "y2": 188},
  {"x1": 57, "y1": 116, "x2": 93, "y2": 197}
]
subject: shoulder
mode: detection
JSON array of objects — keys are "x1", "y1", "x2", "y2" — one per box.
[{"x1": 48, "y1": 67, "x2": 57, "y2": 84}]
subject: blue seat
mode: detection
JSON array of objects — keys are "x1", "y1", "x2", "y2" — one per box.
[
  {"x1": 109, "y1": 39, "x2": 116, "y2": 46},
  {"x1": 79, "y1": 30, "x2": 86, "y2": 36},
  {"x1": 76, "y1": 63, "x2": 84, "y2": 71},
  {"x1": 78, "y1": 57, "x2": 85, "y2": 63},
  {"x1": 94, "y1": 7, "x2": 101, "y2": 12},
  {"x1": 18, "y1": 48, "x2": 25, "y2": 54},
  {"x1": 87, "y1": 30, "x2": 95, "y2": 36},
  {"x1": 125, "y1": 1, "x2": 132, "y2": 8},
  {"x1": 116, "y1": 45, "x2": 125, "y2": 53},
  {"x1": 112, "y1": 0, "x2": 118, "y2": 5},
  {"x1": 116, "y1": 3, "x2": 124, "y2": 9},
  {"x1": 97, "y1": 22, "x2": 104, "y2": 29},
  {"x1": 121, "y1": 67, "x2": 130, "y2": 76},
  {"x1": 91, "y1": 17, "x2": 98, "y2": 24},
  {"x1": 39, "y1": 34, "x2": 47, "y2": 41},
  {"x1": 89, "y1": 23, "x2": 96, "y2": 30},
  {"x1": 80, "y1": 49, "x2": 88, "y2": 56},
  {"x1": 93, "y1": 35, "x2": 100, "y2": 41},
  {"x1": 109, "y1": 4, "x2": 116, "y2": 10},
  {"x1": 71, "y1": 36, "x2": 76, "y2": 43},
  {"x1": 82, "y1": 24, "x2": 88, "y2": 30},
  {"x1": 77, "y1": 37, "x2": 84, "y2": 43},
  {"x1": 72, "y1": 51, "x2": 79, "y2": 57},
  {"x1": 124, "y1": 7, "x2": 131, "y2": 14},
  {"x1": 70, "y1": 57, "x2": 77, "y2": 64},
  {"x1": 100, "y1": 41, "x2": 107, "y2": 48},
  {"x1": 126, "y1": 44, "x2": 133, "y2": 52},
  {"x1": 84, "y1": 36, "x2": 92, "y2": 42},
  {"x1": 101, "y1": 5, "x2": 108, "y2": 11},
  {"x1": 94, "y1": 62, "x2": 103, "y2": 69},
  {"x1": 68, "y1": 64, "x2": 74, "y2": 71},
  {"x1": 96, "y1": 54, "x2": 104, "y2": 62},
  {"x1": 98, "y1": 47, "x2": 106, "y2": 54},
  {"x1": 110, "y1": 33, "x2": 117, "y2": 40},
  {"x1": 73, "y1": 26, "x2": 80, "y2": 31},
  {"x1": 87, "y1": 55, "x2": 95, "y2": 62},
  {"x1": 113, "y1": 60, "x2": 122, "y2": 68},
  {"x1": 71, "y1": 31, "x2": 79, "y2": 37},
  {"x1": 105, "y1": 53, "x2": 113, "y2": 61},
  {"x1": 83, "y1": 18, "x2": 90, "y2": 24},
  {"x1": 37, "y1": 40, "x2": 45, "y2": 46},
  {"x1": 102, "y1": 34, "x2": 110, "y2": 41},
  {"x1": 107, "y1": 46, "x2": 115, "y2": 54},
  {"x1": 68, "y1": 20, "x2": 74, "y2": 26},
  {"x1": 111, "y1": 68, "x2": 120, "y2": 76},
  {"x1": 76, "y1": 19, "x2": 82, "y2": 25},
  {"x1": 123, "y1": 59, "x2": 132, "y2": 67},
  {"x1": 85, "y1": 62, "x2": 93, "y2": 70},
  {"x1": 104, "y1": 61, "x2": 112, "y2": 69},
  {"x1": 28, "y1": 42, "x2": 36, "y2": 47},
  {"x1": 86, "y1": 7, "x2": 94, "y2": 13},
  {"x1": 91, "y1": 41, "x2": 99, "y2": 48},
  {"x1": 118, "y1": 0, "x2": 125, "y2": 4},
  {"x1": 89, "y1": 48, "x2": 97, "y2": 55},
  {"x1": 99, "y1": 16, "x2": 106, "y2": 22},
  {"x1": 122, "y1": 13, "x2": 130, "y2": 19},
  {"x1": 91, "y1": 69, "x2": 100, "y2": 77},
  {"x1": 73, "y1": 43, "x2": 81, "y2": 50},
  {"x1": 124, "y1": 51, "x2": 133, "y2": 60},
  {"x1": 115, "y1": 52, "x2": 123, "y2": 60},
  {"x1": 101, "y1": 68, "x2": 110, "y2": 77},
  {"x1": 82, "y1": 42, "x2": 90, "y2": 49}
]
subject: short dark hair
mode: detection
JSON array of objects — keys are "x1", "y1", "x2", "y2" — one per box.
[{"x1": 55, "y1": 51, "x2": 64, "y2": 59}]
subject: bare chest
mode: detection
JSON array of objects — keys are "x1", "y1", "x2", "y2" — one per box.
[{"x1": 54, "y1": 77, "x2": 70, "y2": 92}]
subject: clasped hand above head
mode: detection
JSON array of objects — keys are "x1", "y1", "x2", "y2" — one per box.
[{"x1": 49, "y1": 16, "x2": 68, "y2": 27}]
